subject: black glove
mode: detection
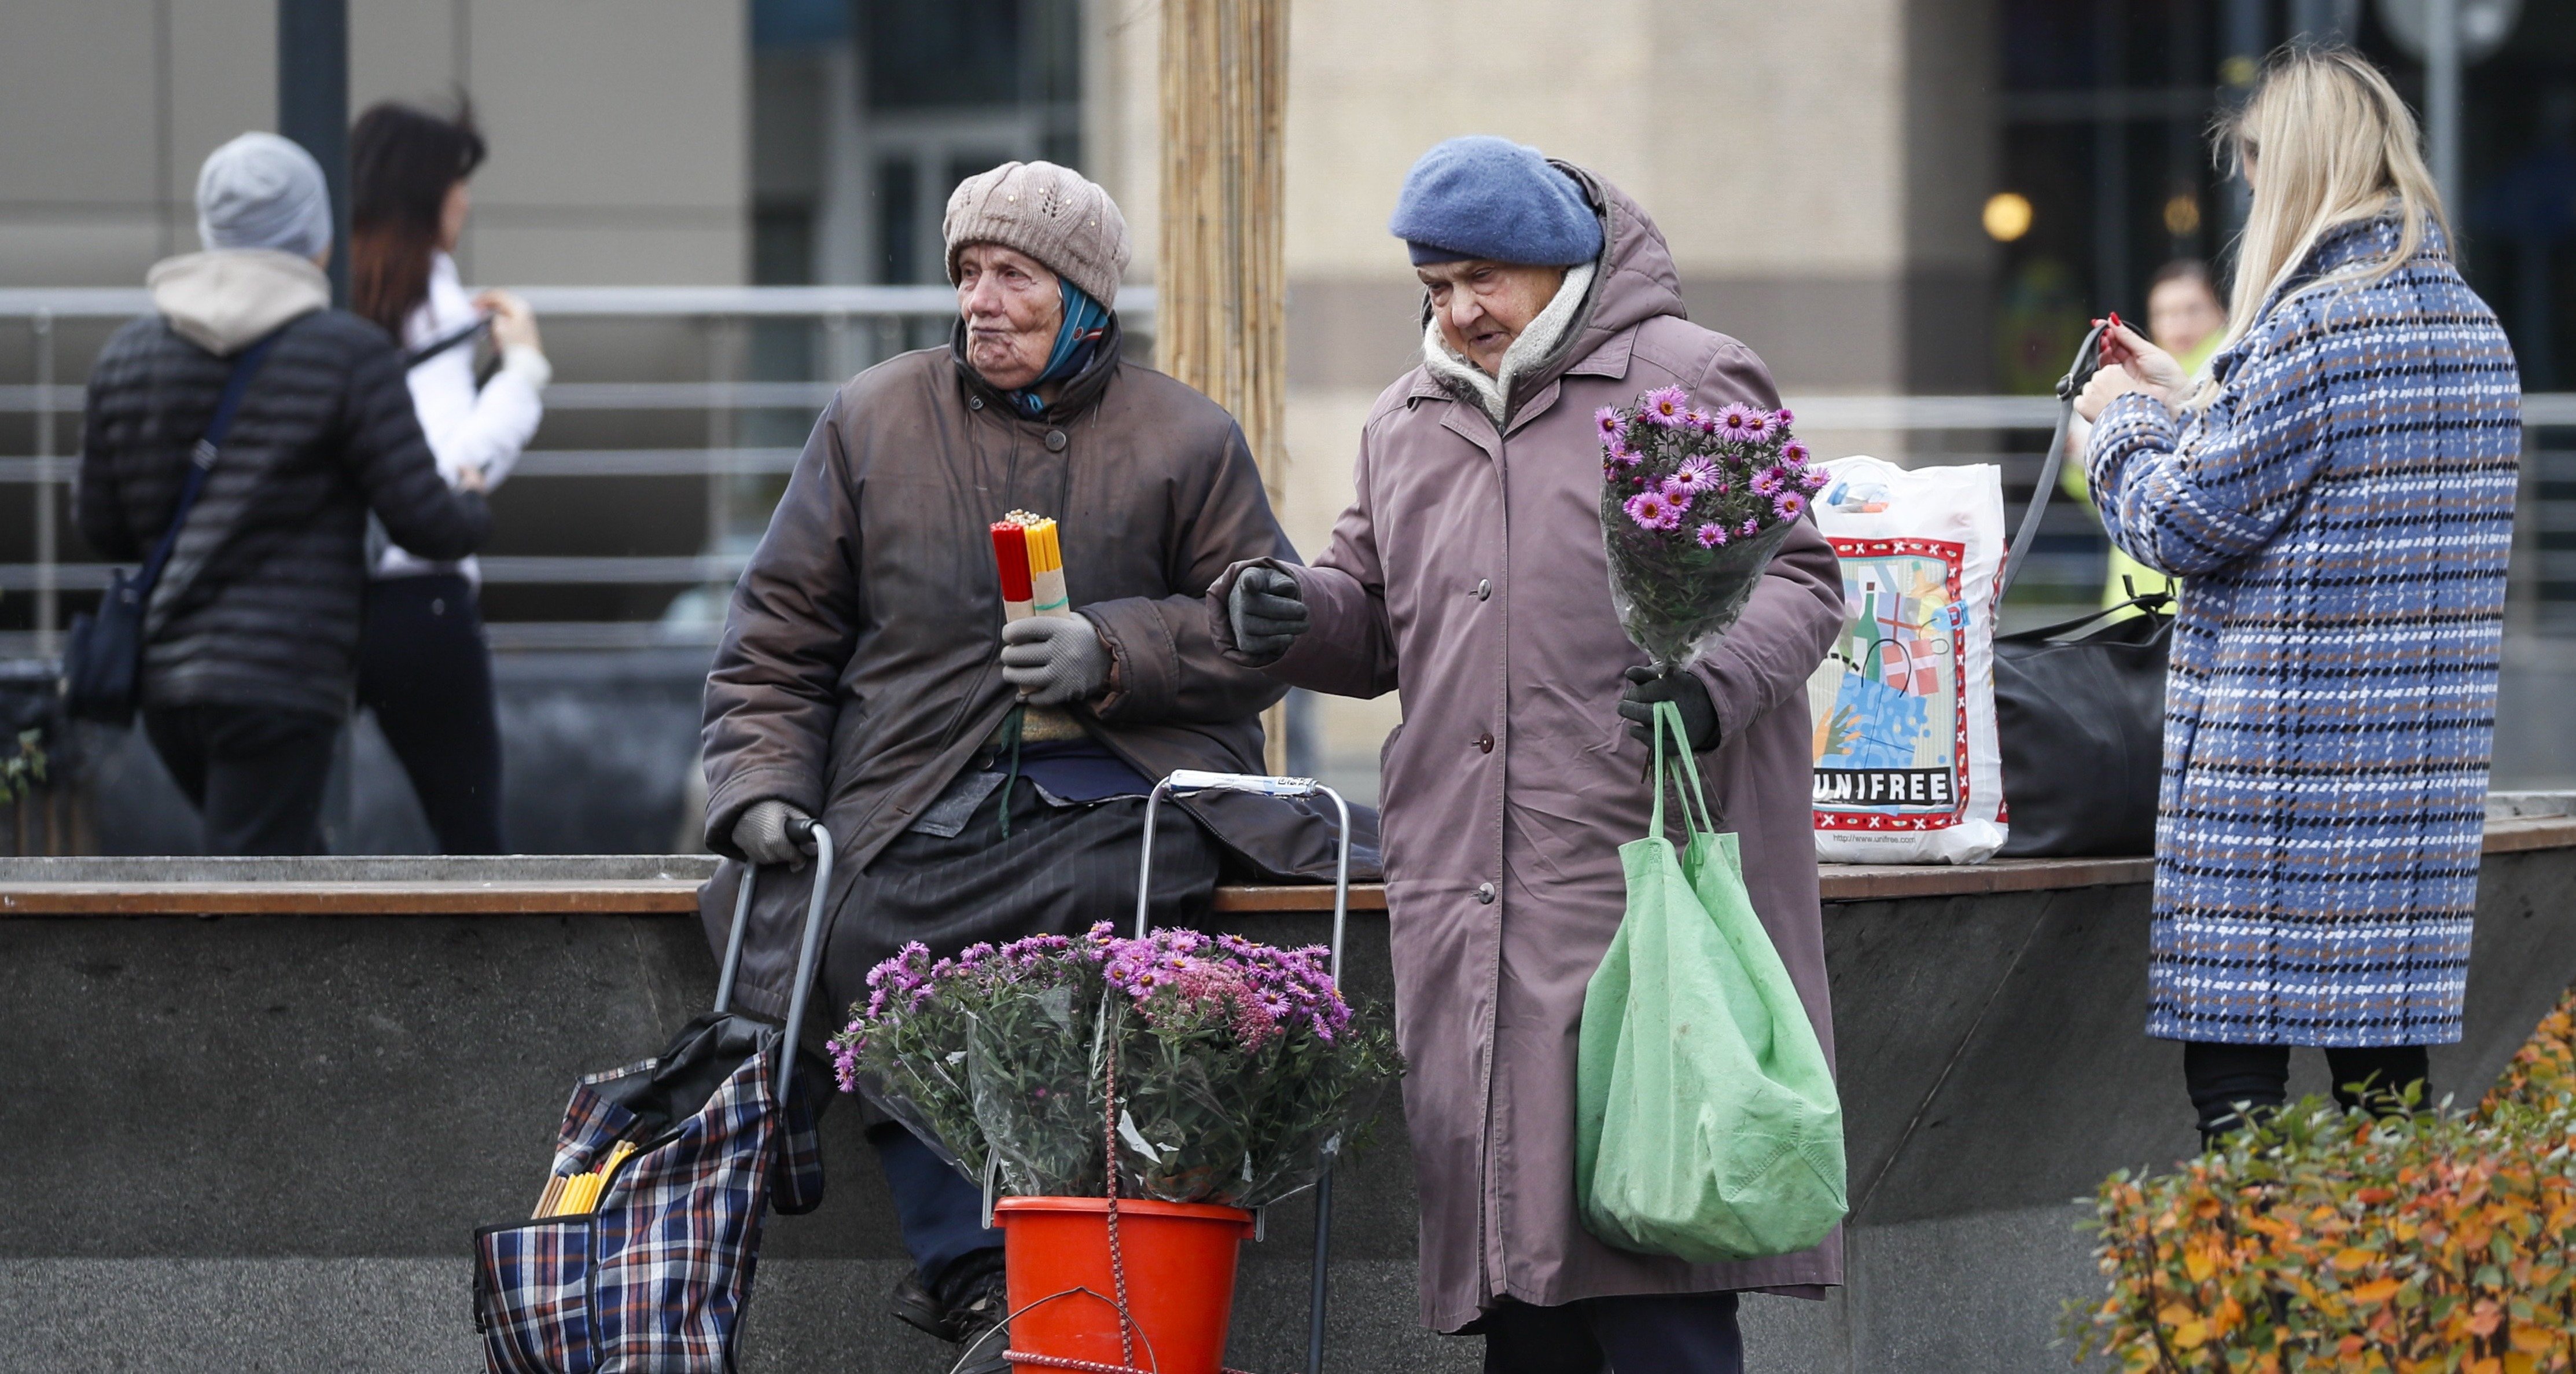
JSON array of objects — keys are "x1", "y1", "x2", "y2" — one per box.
[
  {"x1": 1618, "y1": 665, "x2": 1720, "y2": 751},
  {"x1": 1228, "y1": 566, "x2": 1308, "y2": 664}
]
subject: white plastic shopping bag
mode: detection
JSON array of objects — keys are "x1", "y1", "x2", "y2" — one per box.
[{"x1": 1806, "y1": 456, "x2": 2006, "y2": 864}]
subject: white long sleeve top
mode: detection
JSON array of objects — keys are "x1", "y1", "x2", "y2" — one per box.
[{"x1": 373, "y1": 251, "x2": 549, "y2": 581}]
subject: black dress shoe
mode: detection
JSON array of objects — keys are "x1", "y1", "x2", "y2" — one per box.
[{"x1": 889, "y1": 1269, "x2": 958, "y2": 1342}]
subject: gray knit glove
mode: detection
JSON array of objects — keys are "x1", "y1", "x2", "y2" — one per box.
[
  {"x1": 733, "y1": 799, "x2": 816, "y2": 869},
  {"x1": 1000, "y1": 614, "x2": 1112, "y2": 706},
  {"x1": 1227, "y1": 566, "x2": 1308, "y2": 665}
]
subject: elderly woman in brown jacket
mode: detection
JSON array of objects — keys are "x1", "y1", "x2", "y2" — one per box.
[
  {"x1": 695, "y1": 161, "x2": 1343, "y2": 1369},
  {"x1": 1215, "y1": 138, "x2": 1846, "y2": 1373}
]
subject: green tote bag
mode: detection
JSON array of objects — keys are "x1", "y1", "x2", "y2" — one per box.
[{"x1": 1574, "y1": 700, "x2": 1848, "y2": 1262}]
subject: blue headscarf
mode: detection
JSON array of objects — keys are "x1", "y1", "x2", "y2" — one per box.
[{"x1": 1004, "y1": 278, "x2": 1112, "y2": 418}]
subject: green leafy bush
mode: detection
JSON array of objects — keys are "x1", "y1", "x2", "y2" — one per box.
[{"x1": 2067, "y1": 992, "x2": 2576, "y2": 1371}]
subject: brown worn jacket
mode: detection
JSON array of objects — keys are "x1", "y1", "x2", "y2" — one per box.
[
  {"x1": 699, "y1": 327, "x2": 1359, "y2": 1022},
  {"x1": 1209, "y1": 167, "x2": 1848, "y2": 1329}
]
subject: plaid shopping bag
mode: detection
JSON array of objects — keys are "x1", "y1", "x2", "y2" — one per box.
[
  {"x1": 473, "y1": 1018, "x2": 826, "y2": 1374},
  {"x1": 476, "y1": 839, "x2": 836, "y2": 1374}
]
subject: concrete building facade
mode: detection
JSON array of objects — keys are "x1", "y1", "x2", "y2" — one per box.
[{"x1": 0, "y1": 0, "x2": 747, "y2": 289}]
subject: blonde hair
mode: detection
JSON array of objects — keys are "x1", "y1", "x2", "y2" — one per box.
[{"x1": 2192, "y1": 46, "x2": 2447, "y2": 405}]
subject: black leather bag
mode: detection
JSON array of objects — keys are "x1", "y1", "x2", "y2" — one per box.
[
  {"x1": 1994, "y1": 593, "x2": 2172, "y2": 856},
  {"x1": 62, "y1": 332, "x2": 281, "y2": 725},
  {"x1": 1989, "y1": 320, "x2": 2175, "y2": 857}
]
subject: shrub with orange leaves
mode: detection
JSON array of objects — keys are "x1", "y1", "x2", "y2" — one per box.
[{"x1": 2065, "y1": 990, "x2": 2576, "y2": 1371}]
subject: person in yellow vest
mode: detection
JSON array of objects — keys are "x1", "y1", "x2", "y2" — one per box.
[{"x1": 2065, "y1": 259, "x2": 2228, "y2": 611}]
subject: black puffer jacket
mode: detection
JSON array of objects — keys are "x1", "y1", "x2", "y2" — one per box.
[{"x1": 76, "y1": 251, "x2": 490, "y2": 718}]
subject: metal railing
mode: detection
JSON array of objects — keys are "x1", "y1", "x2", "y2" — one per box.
[
  {"x1": 0, "y1": 285, "x2": 1171, "y2": 655},
  {"x1": 0, "y1": 284, "x2": 2568, "y2": 652}
]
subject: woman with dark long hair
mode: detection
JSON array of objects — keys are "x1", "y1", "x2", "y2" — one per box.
[{"x1": 349, "y1": 98, "x2": 548, "y2": 854}]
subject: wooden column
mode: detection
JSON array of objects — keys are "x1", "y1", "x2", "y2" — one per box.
[{"x1": 1157, "y1": 0, "x2": 1292, "y2": 774}]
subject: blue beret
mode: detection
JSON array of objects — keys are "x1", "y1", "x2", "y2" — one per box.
[{"x1": 1389, "y1": 136, "x2": 1604, "y2": 267}]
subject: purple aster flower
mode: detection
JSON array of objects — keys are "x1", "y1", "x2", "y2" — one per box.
[
  {"x1": 1798, "y1": 464, "x2": 1830, "y2": 493},
  {"x1": 1739, "y1": 410, "x2": 1778, "y2": 443},
  {"x1": 1686, "y1": 410, "x2": 1716, "y2": 435},
  {"x1": 1774, "y1": 407, "x2": 1795, "y2": 427},
  {"x1": 1657, "y1": 476, "x2": 1694, "y2": 509},
  {"x1": 1641, "y1": 386, "x2": 1691, "y2": 428},
  {"x1": 1780, "y1": 439, "x2": 1812, "y2": 466},
  {"x1": 1773, "y1": 490, "x2": 1809, "y2": 521},
  {"x1": 1623, "y1": 490, "x2": 1684, "y2": 531},
  {"x1": 1605, "y1": 434, "x2": 1640, "y2": 466},
  {"x1": 1695, "y1": 521, "x2": 1729, "y2": 549},
  {"x1": 1669, "y1": 455, "x2": 1719, "y2": 493},
  {"x1": 1713, "y1": 403, "x2": 1758, "y2": 442},
  {"x1": 1740, "y1": 518, "x2": 1760, "y2": 538},
  {"x1": 1594, "y1": 406, "x2": 1624, "y2": 441},
  {"x1": 1750, "y1": 466, "x2": 1787, "y2": 497}
]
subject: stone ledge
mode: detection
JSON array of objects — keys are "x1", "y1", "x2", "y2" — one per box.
[{"x1": 0, "y1": 813, "x2": 2563, "y2": 917}]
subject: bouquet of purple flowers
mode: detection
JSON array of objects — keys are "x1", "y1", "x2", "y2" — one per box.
[
  {"x1": 831, "y1": 923, "x2": 1399, "y2": 1207},
  {"x1": 1599, "y1": 387, "x2": 1830, "y2": 666}
]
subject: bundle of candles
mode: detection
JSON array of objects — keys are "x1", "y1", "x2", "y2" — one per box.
[
  {"x1": 991, "y1": 510, "x2": 1073, "y2": 622},
  {"x1": 532, "y1": 1139, "x2": 640, "y2": 1219}
]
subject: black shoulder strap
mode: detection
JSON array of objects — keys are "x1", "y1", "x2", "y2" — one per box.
[
  {"x1": 1996, "y1": 319, "x2": 2110, "y2": 602},
  {"x1": 133, "y1": 330, "x2": 285, "y2": 601},
  {"x1": 403, "y1": 316, "x2": 485, "y2": 370}
]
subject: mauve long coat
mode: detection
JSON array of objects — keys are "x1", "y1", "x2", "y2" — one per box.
[{"x1": 1209, "y1": 167, "x2": 1848, "y2": 1331}]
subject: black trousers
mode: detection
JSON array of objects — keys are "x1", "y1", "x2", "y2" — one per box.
[
  {"x1": 2184, "y1": 1041, "x2": 2431, "y2": 1140},
  {"x1": 356, "y1": 574, "x2": 505, "y2": 854},
  {"x1": 142, "y1": 703, "x2": 340, "y2": 855},
  {"x1": 1478, "y1": 1292, "x2": 1743, "y2": 1374}
]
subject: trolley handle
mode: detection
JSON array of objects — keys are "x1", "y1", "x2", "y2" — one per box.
[
  {"x1": 1134, "y1": 772, "x2": 1352, "y2": 983},
  {"x1": 714, "y1": 815, "x2": 837, "y2": 1103},
  {"x1": 1132, "y1": 773, "x2": 1353, "y2": 1374}
]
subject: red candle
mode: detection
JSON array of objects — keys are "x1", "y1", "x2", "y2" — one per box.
[{"x1": 992, "y1": 522, "x2": 1035, "y2": 620}]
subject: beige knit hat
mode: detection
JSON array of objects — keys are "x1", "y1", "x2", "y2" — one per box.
[{"x1": 943, "y1": 161, "x2": 1132, "y2": 307}]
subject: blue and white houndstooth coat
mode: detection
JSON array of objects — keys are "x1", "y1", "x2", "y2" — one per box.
[{"x1": 2087, "y1": 215, "x2": 2520, "y2": 1048}]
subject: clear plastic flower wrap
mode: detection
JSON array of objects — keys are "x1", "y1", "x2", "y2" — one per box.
[
  {"x1": 830, "y1": 940, "x2": 991, "y2": 1179},
  {"x1": 834, "y1": 924, "x2": 1401, "y2": 1208},
  {"x1": 968, "y1": 982, "x2": 1104, "y2": 1196},
  {"x1": 1596, "y1": 390, "x2": 1829, "y2": 666}
]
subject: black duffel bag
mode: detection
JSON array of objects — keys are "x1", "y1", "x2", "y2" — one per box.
[
  {"x1": 1988, "y1": 318, "x2": 2174, "y2": 857},
  {"x1": 1993, "y1": 592, "x2": 2172, "y2": 856}
]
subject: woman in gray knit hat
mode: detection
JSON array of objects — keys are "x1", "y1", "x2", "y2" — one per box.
[
  {"x1": 76, "y1": 134, "x2": 489, "y2": 855},
  {"x1": 693, "y1": 159, "x2": 1366, "y2": 1369}
]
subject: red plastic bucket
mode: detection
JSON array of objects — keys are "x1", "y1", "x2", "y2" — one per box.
[{"x1": 993, "y1": 1195, "x2": 1255, "y2": 1373}]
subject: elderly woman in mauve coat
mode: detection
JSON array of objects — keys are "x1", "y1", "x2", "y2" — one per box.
[
  {"x1": 1211, "y1": 138, "x2": 1848, "y2": 1372},
  {"x1": 2074, "y1": 48, "x2": 2520, "y2": 1148}
]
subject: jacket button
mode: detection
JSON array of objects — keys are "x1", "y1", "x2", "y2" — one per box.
[
  {"x1": 1475, "y1": 733, "x2": 1494, "y2": 754},
  {"x1": 969, "y1": 396, "x2": 984, "y2": 411},
  {"x1": 1473, "y1": 578, "x2": 1491, "y2": 601},
  {"x1": 1045, "y1": 429, "x2": 1068, "y2": 452},
  {"x1": 1475, "y1": 882, "x2": 1496, "y2": 905}
]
